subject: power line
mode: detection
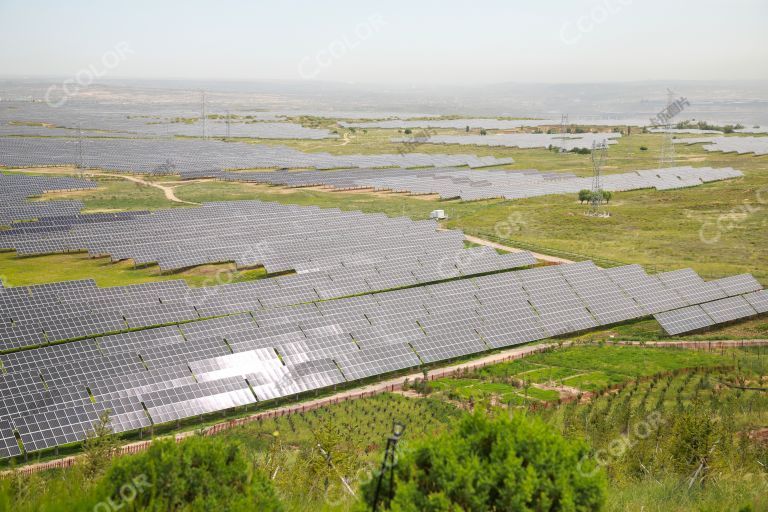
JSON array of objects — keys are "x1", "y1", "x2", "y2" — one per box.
[{"x1": 658, "y1": 88, "x2": 677, "y2": 169}]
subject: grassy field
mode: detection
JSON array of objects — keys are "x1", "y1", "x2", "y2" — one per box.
[
  {"x1": 35, "y1": 175, "x2": 191, "y2": 211},
  {"x1": 428, "y1": 343, "x2": 768, "y2": 511},
  {"x1": 180, "y1": 133, "x2": 767, "y2": 282},
  {"x1": 0, "y1": 251, "x2": 267, "y2": 288}
]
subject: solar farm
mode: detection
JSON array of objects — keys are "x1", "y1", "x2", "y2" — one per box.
[
  {"x1": 0, "y1": 86, "x2": 767, "y2": 512},
  {"x1": 4, "y1": 1, "x2": 768, "y2": 508}
]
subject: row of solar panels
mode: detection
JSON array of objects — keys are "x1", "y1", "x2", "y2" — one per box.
[
  {"x1": 0, "y1": 137, "x2": 514, "y2": 176},
  {"x1": 0, "y1": 200, "x2": 478, "y2": 273},
  {"x1": 0, "y1": 100, "x2": 340, "y2": 139},
  {"x1": 0, "y1": 260, "x2": 764, "y2": 459},
  {"x1": 392, "y1": 132, "x2": 622, "y2": 150},
  {"x1": 674, "y1": 136, "x2": 768, "y2": 155},
  {"x1": 0, "y1": 173, "x2": 97, "y2": 225},
  {"x1": 204, "y1": 166, "x2": 743, "y2": 201},
  {"x1": 0, "y1": 244, "x2": 537, "y2": 350}
]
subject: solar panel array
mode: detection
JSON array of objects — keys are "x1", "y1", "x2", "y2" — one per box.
[
  {"x1": 0, "y1": 200, "x2": 535, "y2": 274},
  {"x1": 0, "y1": 101, "x2": 337, "y2": 139},
  {"x1": 0, "y1": 173, "x2": 98, "y2": 224},
  {"x1": 0, "y1": 258, "x2": 762, "y2": 459},
  {"x1": 342, "y1": 119, "x2": 557, "y2": 129},
  {"x1": 341, "y1": 118, "x2": 650, "y2": 129},
  {"x1": 0, "y1": 137, "x2": 513, "y2": 176},
  {"x1": 392, "y1": 132, "x2": 622, "y2": 150},
  {"x1": 204, "y1": 166, "x2": 743, "y2": 201},
  {"x1": 674, "y1": 136, "x2": 768, "y2": 155}
]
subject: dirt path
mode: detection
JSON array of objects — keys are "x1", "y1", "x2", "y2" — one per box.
[
  {"x1": 8, "y1": 166, "x2": 201, "y2": 205},
  {"x1": 463, "y1": 234, "x2": 574, "y2": 264},
  {"x1": 101, "y1": 173, "x2": 200, "y2": 205}
]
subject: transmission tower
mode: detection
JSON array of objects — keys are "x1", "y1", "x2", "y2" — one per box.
[
  {"x1": 201, "y1": 91, "x2": 207, "y2": 140},
  {"x1": 76, "y1": 121, "x2": 85, "y2": 176},
  {"x1": 372, "y1": 422, "x2": 406, "y2": 511},
  {"x1": 559, "y1": 114, "x2": 569, "y2": 153},
  {"x1": 226, "y1": 109, "x2": 231, "y2": 139},
  {"x1": 658, "y1": 88, "x2": 676, "y2": 169},
  {"x1": 587, "y1": 141, "x2": 609, "y2": 218}
]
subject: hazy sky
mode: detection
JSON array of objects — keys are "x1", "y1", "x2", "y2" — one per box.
[{"x1": 1, "y1": 0, "x2": 766, "y2": 85}]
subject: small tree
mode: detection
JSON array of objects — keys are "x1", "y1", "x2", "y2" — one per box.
[
  {"x1": 404, "y1": 128, "x2": 412, "y2": 135},
  {"x1": 81, "y1": 409, "x2": 119, "y2": 479},
  {"x1": 667, "y1": 400, "x2": 722, "y2": 487},
  {"x1": 479, "y1": 128, "x2": 487, "y2": 136},
  {"x1": 578, "y1": 189, "x2": 591, "y2": 204}
]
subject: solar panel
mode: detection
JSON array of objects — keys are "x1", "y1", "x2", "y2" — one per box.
[{"x1": 654, "y1": 306, "x2": 715, "y2": 336}]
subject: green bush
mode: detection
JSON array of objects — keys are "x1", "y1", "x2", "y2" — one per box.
[
  {"x1": 360, "y1": 411, "x2": 606, "y2": 511},
  {"x1": 98, "y1": 436, "x2": 282, "y2": 512}
]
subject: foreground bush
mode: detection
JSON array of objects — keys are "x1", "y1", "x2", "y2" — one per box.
[
  {"x1": 0, "y1": 436, "x2": 282, "y2": 512},
  {"x1": 360, "y1": 411, "x2": 606, "y2": 511},
  {"x1": 98, "y1": 436, "x2": 282, "y2": 511}
]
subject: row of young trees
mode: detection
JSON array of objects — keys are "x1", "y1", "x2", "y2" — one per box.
[{"x1": 578, "y1": 189, "x2": 613, "y2": 204}]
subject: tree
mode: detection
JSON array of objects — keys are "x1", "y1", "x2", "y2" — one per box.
[
  {"x1": 666, "y1": 400, "x2": 722, "y2": 487},
  {"x1": 578, "y1": 189, "x2": 591, "y2": 204},
  {"x1": 359, "y1": 411, "x2": 606, "y2": 511},
  {"x1": 602, "y1": 190, "x2": 613, "y2": 204},
  {"x1": 404, "y1": 128, "x2": 412, "y2": 135},
  {"x1": 465, "y1": 125, "x2": 470, "y2": 133},
  {"x1": 479, "y1": 129, "x2": 487, "y2": 136},
  {"x1": 81, "y1": 409, "x2": 119, "y2": 479},
  {"x1": 99, "y1": 436, "x2": 283, "y2": 511}
]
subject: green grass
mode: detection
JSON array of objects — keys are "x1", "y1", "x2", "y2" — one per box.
[
  {"x1": 0, "y1": 251, "x2": 267, "y2": 288},
  {"x1": 432, "y1": 345, "x2": 732, "y2": 400},
  {"x1": 568, "y1": 316, "x2": 768, "y2": 342},
  {"x1": 38, "y1": 177, "x2": 186, "y2": 211}
]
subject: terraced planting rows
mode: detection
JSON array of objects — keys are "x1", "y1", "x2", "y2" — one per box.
[{"x1": 429, "y1": 344, "x2": 732, "y2": 403}]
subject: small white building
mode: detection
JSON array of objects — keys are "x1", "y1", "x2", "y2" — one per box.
[{"x1": 430, "y1": 209, "x2": 446, "y2": 220}]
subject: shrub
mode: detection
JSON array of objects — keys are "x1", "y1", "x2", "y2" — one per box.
[
  {"x1": 99, "y1": 436, "x2": 282, "y2": 511},
  {"x1": 360, "y1": 411, "x2": 606, "y2": 511}
]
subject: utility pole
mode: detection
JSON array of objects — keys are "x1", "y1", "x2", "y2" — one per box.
[
  {"x1": 201, "y1": 91, "x2": 207, "y2": 140},
  {"x1": 659, "y1": 88, "x2": 677, "y2": 169},
  {"x1": 77, "y1": 121, "x2": 85, "y2": 176},
  {"x1": 372, "y1": 422, "x2": 406, "y2": 511},
  {"x1": 559, "y1": 113, "x2": 569, "y2": 153}
]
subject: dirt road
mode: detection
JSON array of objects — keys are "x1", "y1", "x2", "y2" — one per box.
[{"x1": 463, "y1": 233, "x2": 574, "y2": 264}]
